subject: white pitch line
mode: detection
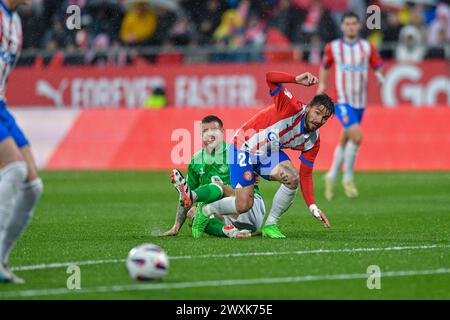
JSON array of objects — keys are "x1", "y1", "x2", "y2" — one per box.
[
  {"x1": 11, "y1": 244, "x2": 450, "y2": 272},
  {"x1": 1, "y1": 268, "x2": 449, "y2": 298}
]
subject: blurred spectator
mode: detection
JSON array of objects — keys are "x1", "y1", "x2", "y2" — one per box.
[
  {"x1": 384, "y1": 12, "x2": 402, "y2": 43},
  {"x1": 169, "y1": 15, "x2": 194, "y2": 46},
  {"x1": 244, "y1": 13, "x2": 266, "y2": 47},
  {"x1": 196, "y1": 0, "x2": 223, "y2": 45},
  {"x1": 268, "y1": 0, "x2": 304, "y2": 43},
  {"x1": 42, "y1": 18, "x2": 74, "y2": 49},
  {"x1": 410, "y1": 6, "x2": 427, "y2": 41},
  {"x1": 298, "y1": 0, "x2": 337, "y2": 44},
  {"x1": 88, "y1": 3, "x2": 123, "y2": 44},
  {"x1": 212, "y1": 0, "x2": 253, "y2": 62},
  {"x1": 307, "y1": 34, "x2": 322, "y2": 64},
  {"x1": 395, "y1": 25, "x2": 426, "y2": 63},
  {"x1": 42, "y1": 0, "x2": 64, "y2": 32},
  {"x1": 75, "y1": 29, "x2": 89, "y2": 50},
  {"x1": 120, "y1": 2, "x2": 157, "y2": 46},
  {"x1": 153, "y1": 7, "x2": 177, "y2": 45},
  {"x1": 427, "y1": 3, "x2": 450, "y2": 45},
  {"x1": 85, "y1": 33, "x2": 110, "y2": 66},
  {"x1": 398, "y1": 1, "x2": 416, "y2": 25},
  {"x1": 145, "y1": 87, "x2": 167, "y2": 109},
  {"x1": 213, "y1": 1, "x2": 248, "y2": 47},
  {"x1": 19, "y1": 4, "x2": 43, "y2": 50},
  {"x1": 293, "y1": 0, "x2": 349, "y2": 31}
]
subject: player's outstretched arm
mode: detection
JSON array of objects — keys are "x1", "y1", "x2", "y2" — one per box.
[
  {"x1": 160, "y1": 204, "x2": 189, "y2": 236},
  {"x1": 266, "y1": 71, "x2": 318, "y2": 90},
  {"x1": 266, "y1": 71, "x2": 297, "y2": 91},
  {"x1": 299, "y1": 141, "x2": 331, "y2": 228}
]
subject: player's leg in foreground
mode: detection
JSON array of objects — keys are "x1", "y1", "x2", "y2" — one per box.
[
  {"x1": 171, "y1": 169, "x2": 194, "y2": 208},
  {"x1": 260, "y1": 159, "x2": 298, "y2": 239},
  {"x1": 171, "y1": 169, "x2": 223, "y2": 209},
  {"x1": 187, "y1": 206, "x2": 251, "y2": 239},
  {"x1": 220, "y1": 193, "x2": 265, "y2": 237},
  {"x1": 191, "y1": 191, "x2": 266, "y2": 239},
  {"x1": 0, "y1": 107, "x2": 43, "y2": 283}
]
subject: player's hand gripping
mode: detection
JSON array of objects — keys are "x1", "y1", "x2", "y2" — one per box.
[
  {"x1": 310, "y1": 205, "x2": 331, "y2": 228},
  {"x1": 295, "y1": 72, "x2": 319, "y2": 87}
]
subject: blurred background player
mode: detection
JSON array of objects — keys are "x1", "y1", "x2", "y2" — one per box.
[
  {"x1": 317, "y1": 11, "x2": 385, "y2": 200},
  {"x1": 162, "y1": 115, "x2": 265, "y2": 239},
  {"x1": 191, "y1": 71, "x2": 333, "y2": 239},
  {"x1": 0, "y1": 0, "x2": 43, "y2": 283}
]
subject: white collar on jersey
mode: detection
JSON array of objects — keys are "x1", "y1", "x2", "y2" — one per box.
[{"x1": 341, "y1": 37, "x2": 360, "y2": 47}]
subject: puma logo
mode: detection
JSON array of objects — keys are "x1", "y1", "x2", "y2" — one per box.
[{"x1": 36, "y1": 79, "x2": 68, "y2": 107}]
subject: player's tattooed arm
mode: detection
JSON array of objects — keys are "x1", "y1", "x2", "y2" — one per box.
[{"x1": 160, "y1": 204, "x2": 189, "y2": 236}]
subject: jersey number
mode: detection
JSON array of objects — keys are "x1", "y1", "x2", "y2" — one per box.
[{"x1": 238, "y1": 153, "x2": 253, "y2": 167}]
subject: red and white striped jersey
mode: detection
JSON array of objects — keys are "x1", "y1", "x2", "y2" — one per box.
[
  {"x1": 0, "y1": 1, "x2": 22, "y2": 100},
  {"x1": 233, "y1": 82, "x2": 319, "y2": 156},
  {"x1": 232, "y1": 71, "x2": 321, "y2": 207},
  {"x1": 322, "y1": 38, "x2": 383, "y2": 109}
]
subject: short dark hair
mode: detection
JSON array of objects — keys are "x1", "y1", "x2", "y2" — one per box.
[
  {"x1": 309, "y1": 94, "x2": 334, "y2": 116},
  {"x1": 201, "y1": 115, "x2": 223, "y2": 127},
  {"x1": 341, "y1": 11, "x2": 360, "y2": 23}
]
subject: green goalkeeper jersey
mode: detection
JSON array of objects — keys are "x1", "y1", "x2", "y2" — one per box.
[{"x1": 187, "y1": 142, "x2": 260, "y2": 195}]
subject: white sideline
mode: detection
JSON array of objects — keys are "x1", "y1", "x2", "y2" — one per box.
[
  {"x1": 1, "y1": 268, "x2": 449, "y2": 298},
  {"x1": 11, "y1": 244, "x2": 450, "y2": 272}
]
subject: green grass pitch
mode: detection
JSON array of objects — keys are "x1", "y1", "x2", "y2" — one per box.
[{"x1": 0, "y1": 171, "x2": 449, "y2": 299}]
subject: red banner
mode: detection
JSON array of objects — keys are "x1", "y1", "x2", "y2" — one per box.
[
  {"x1": 46, "y1": 107, "x2": 450, "y2": 171},
  {"x1": 6, "y1": 60, "x2": 449, "y2": 109}
]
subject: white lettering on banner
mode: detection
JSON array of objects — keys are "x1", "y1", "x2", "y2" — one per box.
[
  {"x1": 383, "y1": 65, "x2": 450, "y2": 107},
  {"x1": 175, "y1": 75, "x2": 258, "y2": 107},
  {"x1": 38, "y1": 77, "x2": 165, "y2": 109}
]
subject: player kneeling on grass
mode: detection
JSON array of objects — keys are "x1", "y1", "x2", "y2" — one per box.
[
  {"x1": 191, "y1": 71, "x2": 333, "y2": 239},
  {"x1": 161, "y1": 115, "x2": 265, "y2": 239}
]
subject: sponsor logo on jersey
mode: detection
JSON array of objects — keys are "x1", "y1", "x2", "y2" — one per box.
[
  {"x1": 0, "y1": 50, "x2": 17, "y2": 65},
  {"x1": 343, "y1": 115, "x2": 349, "y2": 124},
  {"x1": 283, "y1": 88, "x2": 292, "y2": 99},
  {"x1": 243, "y1": 170, "x2": 253, "y2": 182},
  {"x1": 339, "y1": 63, "x2": 366, "y2": 72}
]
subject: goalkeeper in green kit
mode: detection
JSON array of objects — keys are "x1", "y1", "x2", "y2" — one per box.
[{"x1": 161, "y1": 115, "x2": 265, "y2": 238}]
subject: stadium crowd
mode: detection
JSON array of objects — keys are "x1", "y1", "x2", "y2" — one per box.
[{"x1": 17, "y1": 0, "x2": 450, "y2": 66}]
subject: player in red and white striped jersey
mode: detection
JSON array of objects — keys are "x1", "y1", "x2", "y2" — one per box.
[
  {"x1": 317, "y1": 11, "x2": 385, "y2": 200},
  {"x1": 0, "y1": 0, "x2": 43, "y2": 284},
  {"x1": 191, "y1": 71, "x2": 334, "y2": 239}
]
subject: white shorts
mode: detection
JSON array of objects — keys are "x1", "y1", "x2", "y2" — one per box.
[{"x1": 223, "y1": 194, "x2": 266, "y2": 232}]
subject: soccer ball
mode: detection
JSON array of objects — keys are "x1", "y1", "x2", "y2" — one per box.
[{"x1": 126, "y1": 244, "x2": 169, "y2": 281}]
